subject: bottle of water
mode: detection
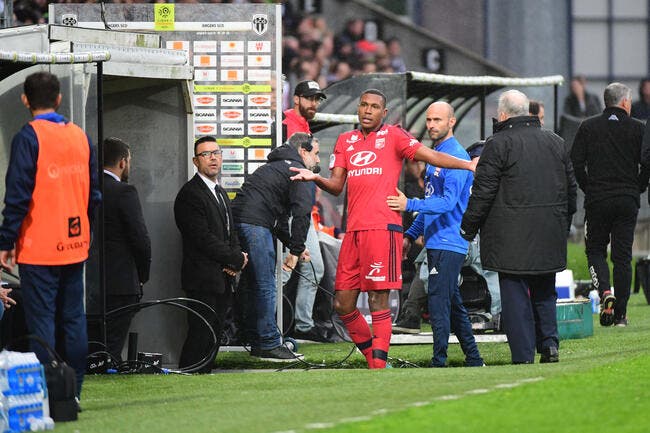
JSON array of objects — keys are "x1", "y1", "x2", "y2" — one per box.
[{"x1": 588, "y1": 289, "x2": 600, "y2": 314}]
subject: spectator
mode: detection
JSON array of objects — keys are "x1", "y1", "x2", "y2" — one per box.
[
  {"x1": 461, "y1": 89, "x2": 577, "y2": 364},
  {"x1": 571, "y1": 82, "x2": 650, "y2": 327},
  {"x1": 0, "y1": 71, "x2": 101, "y2": 398},
  {"x1": 387, "y1": 101, "x2": 484, "y2": 368},
  {"x1": 563, "y1": 75, "x2": 602, "y2": 118},
  {"x1": 529, "y1": 99, "x2": 545, "y2": 126},
  {"x1": 101, "y1": 137, "x2": 151, "y2": 362},
  {"x1": 387, "y1": 37, "x2": 407, "y2": 73},
  {"x1": 290, "y1": 89, "x2": 476, "y2": 369},
  {"x1": 232, "y1": 132, "x2": 319, "y2": 362},
  {"x1": 174, "y1": 136, "x2": 248, "y2": 373},
  {"x1": 631, "y1": 78, "x2": 650, "y2": 120}
]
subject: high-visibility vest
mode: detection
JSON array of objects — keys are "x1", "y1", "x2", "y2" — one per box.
[{"x1": 16, "y1": 119, "x2": 91, "y2": 265}]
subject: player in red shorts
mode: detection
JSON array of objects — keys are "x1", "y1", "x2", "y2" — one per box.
[{"x1": 290, "y1": 89, "x2": 476, "y2": 368}]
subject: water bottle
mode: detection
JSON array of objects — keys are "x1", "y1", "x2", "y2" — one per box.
[{"x1": 588, "y1": 289, "x2": 599, "y2": 314}]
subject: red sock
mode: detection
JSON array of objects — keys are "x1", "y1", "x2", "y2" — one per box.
[
  {"x1": 339, "y1": 309, "x2": 373, "y2": 367},
  {"x1": 371, "y1": 310, "x2": 392, "y2": 369}
]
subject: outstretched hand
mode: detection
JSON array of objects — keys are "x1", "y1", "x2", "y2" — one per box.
[
  {"x1": 386, "y1": 187, "x2": 407, "y2": 211},
  {"x1": 289, "y1": 166, "x2": 317, "y2": 182}
]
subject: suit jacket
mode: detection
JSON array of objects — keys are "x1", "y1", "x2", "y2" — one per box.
[
  {"x1": 563, "y1": 92, "x2": 602, "y2": 118},
  {"x1": 174, "y1": 174, "x2": 244, "y2": 294},
  {"x1": 103, "y1": 173, "x2": 151, "y2": 296}
]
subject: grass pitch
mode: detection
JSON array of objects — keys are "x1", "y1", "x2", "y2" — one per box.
[{"x1": 59, "y1": 289, "x2": 650, "y2": 433}]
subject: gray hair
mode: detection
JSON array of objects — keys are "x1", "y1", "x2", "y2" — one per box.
[
  {"x1": 497, "y1": 89, "x2": 529, "y2": 118},
  {"x1": 287, "y1": 132, "x2": 313, "y2": 151},
  {"x1": 603, "y1": 82, "x2": 631, "y2": 108}
]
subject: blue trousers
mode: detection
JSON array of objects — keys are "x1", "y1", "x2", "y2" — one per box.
[
  {"x1": 498, "y1": 273, "x2": 558, "y2": 364},
  {"x1": 20, "y1": 262, "x2": 87, "y2": 397},
  {"x1": 236, "y1": 223, "x2": 282, "y2": 350},
  {"x1": 427, "y1": 249, "x2": 483, "y2": 367}
]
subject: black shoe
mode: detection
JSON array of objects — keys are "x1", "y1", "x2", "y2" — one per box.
[
  {"x1": 599, "y1": 293, "x2": 616, "y2": 327},
  {"x1": 540, "y1": 346, "x2": 559, "y2": 363},
  {"x1": 293, "y1": 328, "x2": 329, "y2": 342},
  {"x1": 392, "y1": 314, "x2": 421, "y2": 334},
  {"x1": 253, "y1": 345, "x2": 304, "y2": 363},
  {"x1": 615, "y1": 317, "x2": 628, "y2": 327}
]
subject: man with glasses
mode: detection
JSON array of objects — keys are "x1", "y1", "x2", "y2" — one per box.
[
  {"x1": 174, "y1": 136, "x2": 248, "y2": 372},
  {"x1": 232, "y1": 132, "x2": 320, "y2": 362}
]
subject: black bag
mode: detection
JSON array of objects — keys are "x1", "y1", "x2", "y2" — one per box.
[{"x1": 17, "y1": 335, "x2": 79, "y2": 422}]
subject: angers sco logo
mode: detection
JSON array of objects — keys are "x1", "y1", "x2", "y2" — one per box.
[{"x1": 68, "y1": 216, "x2": 81, "y2": 238}]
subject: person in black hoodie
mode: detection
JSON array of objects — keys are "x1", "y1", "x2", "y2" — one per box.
[
  {"x1": 571, "y1": 82, "x2": 650, "y2": 328},
  {"x1": 231, "y1": 132, "x2": 320, "y2": 362},
  {"x1": 461, "y1": 90, "x2": 577, "y2": 365}
]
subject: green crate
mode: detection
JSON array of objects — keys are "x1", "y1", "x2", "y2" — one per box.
[{"x1": 557, "y1": 301, "x2": 593, "y2": 340}]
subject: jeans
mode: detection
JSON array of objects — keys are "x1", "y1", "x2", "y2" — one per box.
[
  {"x1": 236, "y1": 223, "x2": 282, "y2": 350},
  {"x1": 293, "y1": 221, "x2": 324, "y2": 332},
  {"x1": 20, "y1": 262, "x2": 87, "y2": 397},
  {"x1": 427, "y1": 249, "x2": 483, "y2": 367}
]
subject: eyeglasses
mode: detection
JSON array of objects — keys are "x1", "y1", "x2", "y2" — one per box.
[{"x1": 195, "y1": 150, "x2": 223, "y2": 158}]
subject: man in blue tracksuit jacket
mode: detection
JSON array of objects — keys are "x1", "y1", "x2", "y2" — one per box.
[{"x1": 388, "y1": 101, "x2": 483, "y2": 367}]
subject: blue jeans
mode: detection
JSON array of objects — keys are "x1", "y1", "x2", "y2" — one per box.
[
  {"x1": 20, "y1": 262, "x2": 87, "y2": 397},
  {"x1": 236, "y1": 223, "x2": 282, "y2": 350},
  {"x1": 427, "y1": 249, "x2": 483, "y2": 367}
]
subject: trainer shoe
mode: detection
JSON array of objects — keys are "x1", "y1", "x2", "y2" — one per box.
[
  {"x1": 392, "y1": 314, "x2": 421, "y2": 334},
  {"x1": 255, "y1": 345, "x2": 304, "y2": 363},
  {"x1": 540, "y1": 346, "x2": 559, "y2": 363},
  {"x1": 599, "y1": 292, "x2": 616, "y2": 327},
  {"x1": 293, "y1": 328, "x2": 329, "y2": 342},
  {"x1": 615, "y1": 317, "x2": 628, "y2": 327}
]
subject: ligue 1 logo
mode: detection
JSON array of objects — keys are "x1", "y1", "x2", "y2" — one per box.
[{"x1": 252, "y1": 14, "x2": 268, "y2": 36}]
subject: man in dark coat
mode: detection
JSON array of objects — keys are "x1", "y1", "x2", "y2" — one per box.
[
  {"x1": 571, "y1": 82, "x2": 650, "y2": 327},
  {"x1": 102, "y1": 137, "x2": 151, "y2": 361},
  {"x1": 461, "y1": 90, "x2": 577, "y2": 365},
  {"x1": 174, "y1": 136, "x2": 248, "y2": 372}
]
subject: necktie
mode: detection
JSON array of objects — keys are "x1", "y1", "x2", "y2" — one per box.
[{"x1": 215, "y1": 186, "x2": 230, "y2": 232}]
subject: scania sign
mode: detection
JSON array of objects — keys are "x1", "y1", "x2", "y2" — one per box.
[{"x1": 350, "y1": 151, "x2": 376, "y2": 167}]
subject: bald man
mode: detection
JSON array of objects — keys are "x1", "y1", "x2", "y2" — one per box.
[
  {"x1": 461, "y1": 90, "x2": 576, "y2": 365},
  {"x1": 387, "y1": 102, "x2": 484, "y2": 368}
]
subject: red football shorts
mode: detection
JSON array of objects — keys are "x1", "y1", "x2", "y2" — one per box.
[{"x1": 335, "y1": 227, "x2": 403, "y2": 291}]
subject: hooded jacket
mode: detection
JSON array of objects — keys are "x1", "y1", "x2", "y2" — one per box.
[
  {"x1": 231, "y1": 143, "x2": 312, "y2": 256},
  {"x1": 460, "y1": 116, "x2": 577, "y2": 274}
]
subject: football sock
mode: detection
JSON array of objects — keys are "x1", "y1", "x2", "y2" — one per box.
[
  {"x1": 339, "y1": 309, "x2": 373, "y2": 367},
  {"x1": 371, "y1": 309, "x2": 392, "y2": 369}
]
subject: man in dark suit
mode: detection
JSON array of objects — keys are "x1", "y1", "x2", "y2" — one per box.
[
  {"x1": 102, "y1": 137, "x2": 151, "y2": 361},
  {"x1": 174, "y1": 136, "x2": 248, "y2": 373}
]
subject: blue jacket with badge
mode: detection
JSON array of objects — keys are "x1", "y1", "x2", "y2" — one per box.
[{"x1": 404, "y1": 136, "x2": 471, "y2": 256}]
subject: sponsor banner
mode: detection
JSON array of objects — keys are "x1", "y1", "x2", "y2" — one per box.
[
  {"x1": 166, "y1": 40, "x2": 189, "y2": 52},
  {"x1": 220, "y1": 55, "x2": 244, "y2": 67},
  {"x1": 247, "y1": 40, "x2": 271, "y2": 53},
  {"x1": 247, "y1": 162, "x2": 265, "y2": 174},
  {"x1": 221, "y1": 123, "x2": 245, "y2": 135},
  {"x1": 220, "y1": 40, "x2": 245, "y2": 53},
  {"x1": 195, "y1": 123, "x2": 217, "y2": 136},
  {"x1": 195, "y1": 84, "x2": 271, "y2": 93},
  {"x1": 220, "y1": 94, "x2": 245, "y2": 106},
  {"x1": 220, "y1": 109, "x2": 244, "y2": 122},
  {"x1": 247, "y1": 94, "x2": 271, "y2": 106},
  {"x1": 195, "y1": 69, "x2": 217, "y2": 82},
  {"x1": 193, "y1": 94, "x2": 217, "y2": 107},
  {"x1": 247, "y1": 69, "x2": 271, "y2": 82},
  {"x1": 220, "y1": 69, "x2": 244, "y2": 82},
  {"x1": 248, "y1": 148, "x2": 270, "y2": 160},
  {"x1": 221, "y1": 176, "x2": 245, "y2": 190},
  {"x1": 217, "y1": 138, "x2": 272, "y2": 148},
  {"x1": 221, "y1": 162, "x2": 246, "y2": 175},
  {"x1": 247, "y1": 109, "x2": 272, "y2": 122},
  {"x1": 248, "y1": 123, "x2": 271, "y2": 135},
  {"x1": 194, "y1": 109, "x2": 217, "y2": 122},
  {"x1": 222, "y1": 148, "x2": 245, "y2": 160},
  {"x1": 247, "y1": 55, "x2": 271, "y2": 67},
  {"x1": 77, "y1": 22, "x2": 252, "y2": 32},
  {"x1": 193, "y1": 40, "x2": 217, "y2": 53},
  {"x1": 193, "y1": 55, "x2": 217, "y2": 67}
]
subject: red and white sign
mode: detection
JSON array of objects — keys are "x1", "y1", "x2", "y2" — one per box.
[
  {"x1": 193, "y1": 40, "x2": 217, "y2": 53},
  {"x1": 247, "y1": 69, "x2": 271, "y2": 82},
  {"x1": 247, "y1": 94, "x2": 271, "y2": 107},
  {"x1": 194, "y1": 94, "x2": 217, "y2": 107},
  {"x1": 222, "y1": 148, "x2": 245, "y2": 160},
  {"x1": 195, "y1": 123, "x2": 217, "y2": 135},
  {"x1": 247, "y1": 55, "x2": 271, "y2": 67},
  {"x1": 195, "y1": 69, "x2": 217, "y2": 82},
  {"x1": 247, "y1": 40, "x2": 271, "y2": 53},
  {"x1": 220, "y1": 109, "x2": 244, "y2": 122},
  {"x1": 219, "y1": 55, "x2": 244, "y2": 68},
  {"x1": 248, "y1": 123, "x2": 271, "y2": 135}
]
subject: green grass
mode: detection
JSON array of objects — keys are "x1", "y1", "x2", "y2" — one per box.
[{"x1": 50, "y1": 243, "x2": 650, "y2": 432}]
